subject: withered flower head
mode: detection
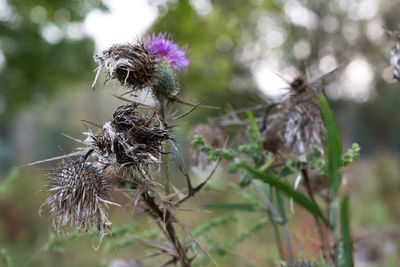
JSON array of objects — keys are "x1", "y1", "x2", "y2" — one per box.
[
  {"x1": 264, "y1": 75, "x2": 325, "y2": 160},
  {"x1": 88, "y1": 103, "x2": 171, "y2": 170},
  {"x1": 41, "y1": 160, "x2": 113, "y2": 236},
  {"x1": 93, "y1": 41, "x2": 158, "y2": 91},
  {"x1": 388, "y1": 30, "x2": 400, "y2": 81}
]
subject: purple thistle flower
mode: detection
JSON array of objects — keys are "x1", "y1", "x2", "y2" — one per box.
[{"x1": 145, "y1": 32, "x2": 190, "y2": 71}]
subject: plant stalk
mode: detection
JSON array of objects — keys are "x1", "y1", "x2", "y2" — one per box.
[
  {"x1": 160, "y1": 100, "x2": 171, "y2": 194},
  {"x1": 142, "y1": 192, "x2": 191, "y2": 266},
  {"x1": 301, "y1": 168, "x2": 333, "y2": 264}
]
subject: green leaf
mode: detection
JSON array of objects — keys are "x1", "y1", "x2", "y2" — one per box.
[
  {"x1": 203, "y1": 203, "x2": 258, "y2": 212},
  {"x1": 244, "y1": 165, "x2": 328, "y2": 225},
  {"x1": 340, "y1": 196, "x2": 354, "y2": 267},
  {"x1": 318, "y1": 94, "x2": 342, "y2": 193},
  {"x1": 246, "y1": 111, "x2": 259, "y2": 132}
]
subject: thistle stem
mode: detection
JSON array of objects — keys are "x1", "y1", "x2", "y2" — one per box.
[
  {"x1": 301, "y1": 168, "x2": 333, "y2": 264},
  {"x1": 164, "y1": 140, "x2": 171, "y2": 194},
  {"x1": 142, "y1": 192, "x2": 191, "y2": 266},
  {"x1": 159, "y1": 100, "x2": 171, "y2": 194}
]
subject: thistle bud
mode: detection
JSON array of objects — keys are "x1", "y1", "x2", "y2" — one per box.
[{"x1": 152, "y1": 60, "x2": 179, "y2": 99}]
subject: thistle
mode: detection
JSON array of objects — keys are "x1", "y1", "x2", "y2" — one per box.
[
  {"x1": 93, "y1": 32, "x2": 190, "y2": 100},
  {"x1": 145, "y1": 32, "x2": 190, "y2": 72},
  {"x1": 144, "y1": 32, "x2": 190, "y2": 99},
  {"x1": 86, "y1": 103, "x2": 171, "y2": 171},
  {"x1": 40, "y1": 160, "x2": 113, "y2": 236}
]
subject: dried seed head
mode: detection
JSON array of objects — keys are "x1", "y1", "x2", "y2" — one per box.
[
  {"x1": 264, "y1": 75, "x2": 325, "y2": 160},
  {"x1": 94, "y1": 42, "x2": 158, "y2": 91},
  {"x1": 41, "y1": 161, "x2": 113, "y2": 236},
  {"x1": 87, "y1": 103, "x2": 171, "y2": 170},
  {"x1": 389, "y1": 31, "x2": 400, "y2": 81}
]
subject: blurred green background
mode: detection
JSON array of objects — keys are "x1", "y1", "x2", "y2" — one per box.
[{"x1": 1, "y1": 0, "x2": 399, "y2": 266}]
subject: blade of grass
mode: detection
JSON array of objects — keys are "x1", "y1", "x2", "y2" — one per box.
[
  {"x1": 340, "y1": 196, "x2": 354, "y2": 267},
  {"x1": 318, "y1": 94, "x2": 342, "y2": 193}
]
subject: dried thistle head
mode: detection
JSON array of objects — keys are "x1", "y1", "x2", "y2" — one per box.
[
  {"x1": 264, "y1": 74, "x2": 325, "y2": 161},
  {"x1": 87, "y1": 103, "x2": 171, "y2": 170},
  {"x1": 388, "y1": 30, "x2": 400, "y2": 81},
  {"x1": 93, "y1": 41, "x2": 158, "y2": 91},
  {"x1": 41, "y1": 160, "x2": 113, "y2": 236}
]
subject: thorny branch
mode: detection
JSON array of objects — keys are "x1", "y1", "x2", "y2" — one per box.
[{"x1": 174, "y1": 158, "x2": 221, "y2": 207}]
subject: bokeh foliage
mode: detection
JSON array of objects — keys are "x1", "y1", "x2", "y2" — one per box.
[{"x1": 0, "y1": 0, "x2": 106, "y2": 119}]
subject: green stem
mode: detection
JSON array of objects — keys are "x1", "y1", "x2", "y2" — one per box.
[{"x1": 251, "y1": 182, "x2": 293, "y2": 262}]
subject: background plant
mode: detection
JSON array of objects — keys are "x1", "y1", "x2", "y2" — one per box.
[{"x1": 191, "y1": 75, "x2": 359, "y2": 265}]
